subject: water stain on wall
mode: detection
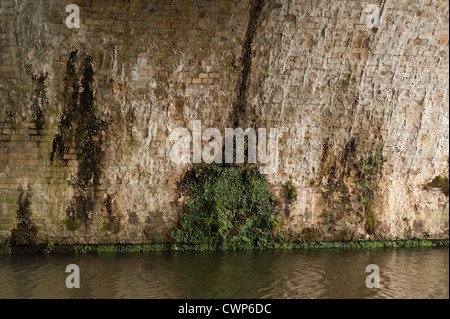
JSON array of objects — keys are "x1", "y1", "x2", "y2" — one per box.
[
  {"x1": 30, "y1": 72, "x2": 47, "y2": 136},
  {"x1": 231, "y1": 0, "x2": 266, "y2": 128},
  {"x1": 50, "y1": 51, "x2": 106, "y2": 228},
  {"x1": 10, "y1": 186, "x2": 38, "y2": 245}
]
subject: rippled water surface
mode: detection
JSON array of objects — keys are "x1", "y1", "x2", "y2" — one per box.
[{"x1": 0, "y1": 247, "x2": 448, "y2": 299}]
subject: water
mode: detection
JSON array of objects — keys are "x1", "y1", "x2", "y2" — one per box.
[{"x1": 0, "y1": 247, "x2": 448, "y2": 299}]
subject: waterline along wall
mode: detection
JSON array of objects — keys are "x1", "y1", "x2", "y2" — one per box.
[{"x1": 0, "y1": 0, "x2": 448, "y2": 247}]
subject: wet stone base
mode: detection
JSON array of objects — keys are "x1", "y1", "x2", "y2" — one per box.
[{"x1": 0, "y1": 239, "x2": 448, "y2": 255}]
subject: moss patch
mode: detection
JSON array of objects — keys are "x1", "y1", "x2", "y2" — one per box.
[
  {"x1": 355, "y1": 155, "x2": 385, "y2": 234},
  {"x1": 2, "y1": 239, "x2": 448, "y2": 255},
  {"x1": 0, "y1": 241, "x2": 11, "y2": 255},
  {"x1": 42, "y1": 242, "x2": 55, "y2": 254},
  {"x1": 426, "y1": 176, "x2": 449, "y2": 197},
  {"x1": 271, "y1": 239, "x2": 449, "y2": 250},
  {"x1": 64, "y1": 218, "x2": 80, "y2": 231},
  {"x1": 284, "y1": 180, "x2": 297, "y2": 204},
  {"x1": 361, "y1": 195, "x2": 375, "y2": 233}
]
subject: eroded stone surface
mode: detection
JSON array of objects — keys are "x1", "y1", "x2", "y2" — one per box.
[{"x1": 0, "y1": 0, "x2": 448, "y2": 244}]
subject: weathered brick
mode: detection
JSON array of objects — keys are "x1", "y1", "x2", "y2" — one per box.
[{"x1": 0, "y1": 0, "x2": 447, "y2": 245}]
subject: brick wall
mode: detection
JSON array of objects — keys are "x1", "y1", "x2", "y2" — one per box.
[{"x1": 0, "y1": 0, "x2": 448, "y2": 244}]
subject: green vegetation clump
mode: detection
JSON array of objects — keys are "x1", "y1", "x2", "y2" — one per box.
[
  {"x1": 74, "y1": 244, "x2": 92, "y2": 254},
  {"x1": 100, "y1": 222, "x2": 119, "y2": 234},
  {"x1": 356, "y1": 155, "x2": 385, "y2": 233},
  {"x1": 284, "y1": 180, "x2": 297, "y2": 204},
  {"x1": 361, "y1": 196, "x2": 375, "y2": 233},
  {"x1": 86, "y1": 244, "x2": 169, "y2": 254},
  {"x1": 101, "y1": 223, "x2": 111, "y2": 232},
  {"x1": 361, "y1": 156, "x2": 385, "y2": 173},
  {"x1": 426, "y1": 176, "x2": 449, "y2": 197},
  {"x1": 357, "y1": 156, "x2": 385, "y2": 190},
  {"x1": 96, "y1": 245, "x2": 117, "y2": 254},
  {"x1": 170, "y1": 165, "x2": 283, "y2": 250},
  {"x1": 271, "y1": 239, "x2": 449, "y2": 250},
  {"x1": 0, "y1": 241, "x2": 11, "y2": 255},
  {"x1": 1, "y1": 240, "x2": 448, "y2": 255},
  {"x1": 64, "y1": 218, "x2": 80, "y2": 231},
  {"x1": 153, "y1": 233, "x2": 164, "y2": 244},
  {"x1": 42, "y1": 242, "x2": 55, "y2": 254}
]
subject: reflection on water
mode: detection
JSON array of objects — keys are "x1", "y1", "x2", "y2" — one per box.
[{"x1": 0, "y1": 247, "x2": 448, "y2": 299}]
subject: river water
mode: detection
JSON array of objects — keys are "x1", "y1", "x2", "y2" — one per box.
[{"x1": 0, "y1": 247, "x2": 448, "y2": 299}]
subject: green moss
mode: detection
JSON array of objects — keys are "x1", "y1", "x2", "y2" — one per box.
[
  {"x1": 430, "y1": 176, "x2": 449, "y2": 188},
  {"x1": 96, "y1": 245, "x2": 117, "y2": 254},
  {"x1": 64, "y1": 219, "x2": 80, "y2": 231},
  {"x1": 101, "y1": 222, "x2": 111, "y2": 232},
  {"x1": 427, "y1": 176, "x2": 449, "y2": 197},
  {"x1": 153, "y1": 233, "x2": 164, "y2": 243},
  {"x1": 361, "y1": 196, "x2": 375, "y2": 233},
  {"x1": 100, "y1": 223, "x2": 111, "y2": 232},
  {"x1": 99, "y1": 51, "x2": 107, "y2": 71},
  {"x1": 0, "y1": 241, "x2": 11, "y2": 255},
  {"x1": 403, "y1": 231, "x2": 412, "y2": 240},
  {"x1": 355, "y1": 156, "x2": 385, "y2": 234},
  {"x1": 74, "y1": 244, "x2": 92, "y2": 254},
  {"x1": 272, "y1": 239, "x2": 449, "y2": 250},
  {"x1": 96, "y1": 244, "x2": 169, "y2": 254},
  {"x1": 284, "y1": 180, "x2": 297, "y2": 204},
  {"x1": 356, "y1": 178, "x2": 368, "y2": 190},
  {"x1": 42, "y1": 242, "x2": 55, "y2": 255},
  {"x1": 170, "y1": 165, "x2": 283, "y2": 250},
  {"x1": 2, "y1": 240, "x2": 448, "y2": 255},
  {"x1": 46, "y1": 105, "x2": 56, "y2": 118},
  {"x1": 361, "y1": 156, "x2": 385, "y2": 173}
]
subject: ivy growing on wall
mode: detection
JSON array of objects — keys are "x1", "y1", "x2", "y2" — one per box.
[
  {"x1": 356, "y1": 155, "x2": 386, "y2": 233},
  {"x1": 171, "y1": 165, "x2": 283, "y2": 250}
]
